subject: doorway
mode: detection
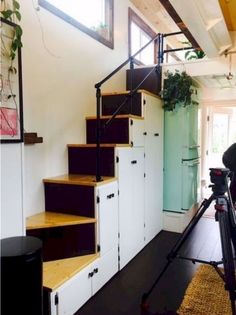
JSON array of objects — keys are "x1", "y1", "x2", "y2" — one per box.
[{"x1": 202, "y1": 105, "x2": 236, "y2": 198}]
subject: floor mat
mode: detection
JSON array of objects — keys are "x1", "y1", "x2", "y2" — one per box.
[{"x1": 177, "y1": 264, "x2": 233, "y2": 315}]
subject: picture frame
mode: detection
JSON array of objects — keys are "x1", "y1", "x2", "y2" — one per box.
[{"x1": 0, "y1": 17, "x2": 23, "y2": 143}]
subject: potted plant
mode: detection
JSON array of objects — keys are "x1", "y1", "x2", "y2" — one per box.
[{"x1": 160, "y1": 70, "x2": 199, "y2": 111}]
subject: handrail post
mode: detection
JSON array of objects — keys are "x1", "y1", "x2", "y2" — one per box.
[
  {"x1": 129, "y1": 57, "x2": 134, "y2": 114},
  {"x1": 96, "y1": 86, "x2": 102, "y2": 182}
]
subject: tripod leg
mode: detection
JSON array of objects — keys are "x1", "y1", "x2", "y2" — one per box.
[
  {"x1": 141, "y1": 194, "x2": 215, "y2": 308},
  {"x1": 216, "y1": 197, "x2": 236, "y2": 315},
  {"x1": 167, "y1": 194, "x2": 215, "y2": 260}
]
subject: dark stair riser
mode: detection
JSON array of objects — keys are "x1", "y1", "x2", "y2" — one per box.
[
  {"x1": 86, "y1": 117, "x2": 130, "y2": 144},
  {"x1": 68, "y1": 146, "x2": 116, "y2": 176},
  {"x1": 27, "y1": 224, "x2": 96, "y2": 262},
  {"x1": 102, "y1": 93, "x2": 142, "y2": 116},
  {"x1": 44, "y1": 183, "x2": 95, "y2": 217},
  {"x1": 126, "y1": 67, "x2": 161, "y2": 95}
]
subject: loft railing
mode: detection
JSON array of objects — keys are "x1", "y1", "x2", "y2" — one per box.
[{"x1": 94, "y1": 31, "x2": 194, "y2": 182}]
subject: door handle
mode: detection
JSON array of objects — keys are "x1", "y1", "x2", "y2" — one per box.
[{"x1": 107, "y1": 193, "x2": 115, "y2": 199}]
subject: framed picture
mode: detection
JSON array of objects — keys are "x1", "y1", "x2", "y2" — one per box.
[{"x1": 0, "y1": 17, "x2": 23, "y2": 143}]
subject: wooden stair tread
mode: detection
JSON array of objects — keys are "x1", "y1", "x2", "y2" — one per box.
[
  {"x1": 26, "y1": 211, "x2": 96, "y2": 230},
  {"x1": 67, "y1": 143, "x2": 131, "y2": 148},
  {"x1": 86, "y1": 114, "x2": 144, "y2": 120},
  {"x1": 43, "y1": 174, "x2": 117, "y2": 186},
  {"x1": 43, "y1": 254, "x2": 99, "y2": 291},
  {"x1": 101, "y1": 89, "x2": 161, "y2": 99}
]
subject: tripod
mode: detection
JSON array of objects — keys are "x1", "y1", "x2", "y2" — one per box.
[{"x1": 141, "y1": 168, "x2": 236, "y2": 315}]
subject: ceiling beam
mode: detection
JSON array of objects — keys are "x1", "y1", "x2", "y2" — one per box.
[{"x1": 159, "y1": 0, "x2": 200, "y2": 49}]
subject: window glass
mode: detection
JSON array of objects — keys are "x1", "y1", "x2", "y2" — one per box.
[
  {"x1": 129, "y1": 8, "x2": 157, "y2": 65},
  {"x1": 39, "y1": 0, "x2": 114, "y2": 48}
]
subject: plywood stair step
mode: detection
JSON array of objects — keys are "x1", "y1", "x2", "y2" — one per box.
[
  {"x1": 68, "y1": 144, "x2": 129, "y2": 176},
  {"x1": 44, "y1": 253, "x2": 99, "y2": 291},
  {"x1": 26, "y1": 211, "x2": 97, "y2": 230},
  {"x1": 86, "y1": 115, "x2": 144, "y2": 145},
  {"x1": 43, "y1": 174, "x2": 116, "y2": 218},
  {"x1": 26, "y1": 210, "x2": 97, "y2": 262},
  {"x1": 43, "y1": 174, "x2": 116, "y2": 186},
  {"x1": 101, "y1": 89, "x2": 159, "y2": 116}
]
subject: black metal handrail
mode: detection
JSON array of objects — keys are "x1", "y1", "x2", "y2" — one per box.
[
  {"x1": 94, "y1": 31, "x2": 195, "y2": 181},
  {"x1": 94, "y1": 32, "x2": 162, "y2": 182}
]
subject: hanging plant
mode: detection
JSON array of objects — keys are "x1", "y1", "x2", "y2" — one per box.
[
  {"x1": 1, "y1": 0, "x2": 23, "y2": 60},
  {"x1": 160, "y1": 70, "x2": 199, "y2": 111}
]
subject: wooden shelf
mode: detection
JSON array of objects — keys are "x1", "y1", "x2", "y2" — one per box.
[
  {"x1": 26, "y1": 211, "x2": 96, "y2": 230},
  {"x1": 43, "y1": 254, "x2": 99, "y2": 291},
  {"x1": 43, "y1": 174, "x2": 117, "y2": 186},
  {"x1": 24, "y1": 132, "x2": 43, "y2": 144}
]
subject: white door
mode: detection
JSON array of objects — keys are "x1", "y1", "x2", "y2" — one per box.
[
  {"x1": 130, "y1": 118, "x2": 144, "y2": 147},
  {"x1": 92, "y1": 247, "x2": 118, "y2": 294},
  {"x1": 144, "y1": 94, "x2": 163, "y2": 242},
  {"x1": 96, "y1": 181, "x2": 118, "y2": 256},
  {"x1": 132, "y1": 147, "x2": 145, "y2": 254},
  {"x1": 117, "y1": 147, "x2": 144, "y2": 269},
  {"x1": 57, "y1": 263, "x2": 92, "y2": 314}
]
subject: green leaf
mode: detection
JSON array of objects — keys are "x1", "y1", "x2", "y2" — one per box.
[
  {"x1": 10, "y1": 51, "x2": 16, "y2": 60},
  {"x1": 13, "y1": 0, "x2": 20, "y2": 10},
  {"x1": 1, "y1": 10, "x2": 13, "y2": 19},
  {"x1": 11, "y1": 38, "x2": 21, "y2": 51},
  {"x1": 15, "y1": 25, "x2": 23, "y2": 37},
  {"x1": 14, "y1": 10, "x2": 21, "y2": 21},
  {"x1": 11, "y1": 40, "x2": 18, "y2": 51}
]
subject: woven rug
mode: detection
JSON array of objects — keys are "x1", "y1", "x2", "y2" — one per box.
[{"x1": 178, "y1": 264, "x2": 232, "y2": 315}]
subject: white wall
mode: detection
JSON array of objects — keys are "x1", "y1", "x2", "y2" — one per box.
[
  {"x1": 1, "y1": 144, "x2": 25, "y2": 238},
  {"x1": 20, "y1": 0, "x2": 139, "y2": 217}
]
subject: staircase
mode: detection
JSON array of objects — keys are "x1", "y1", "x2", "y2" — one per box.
[{"x1": 26, "y1": 69, "x2": 163, "y2": 314}]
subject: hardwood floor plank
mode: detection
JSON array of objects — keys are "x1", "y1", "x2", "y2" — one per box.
[{"x1": 76, "y1": 218, "x2": 229, "y2": 315}]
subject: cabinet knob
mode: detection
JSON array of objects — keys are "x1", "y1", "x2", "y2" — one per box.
[
  {"x1": 143, "y1": 132, "x2": 147, "y2": 136},
  {"x1": 93, "y1": 268, "x2": 98, "y2": 274},
  {"x1": 154, "y1": 133, "x2": 159, "y2": 137},
  {"x1": 88, "y1": 272, "x2": 94, "y2": 278},
  {"x1": 131, "y1": 160, "x2": 137, "y2": 164}
]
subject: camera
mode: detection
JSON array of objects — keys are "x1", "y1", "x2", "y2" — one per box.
[{"x1": 209, "y1": 168, "x2": 230, "y2": 195}]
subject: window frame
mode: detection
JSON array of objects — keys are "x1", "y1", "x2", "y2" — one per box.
[
  {"x1": 128, "y1": 8, "x2": 158, "y2": 65},
  {"x1": 38, "y1": 0, "x2": 114, "y2": 49}
]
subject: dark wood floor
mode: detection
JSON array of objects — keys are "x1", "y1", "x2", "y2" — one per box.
[{"x1": 76, "y1": 217, "x2": 223, "y2": 315}]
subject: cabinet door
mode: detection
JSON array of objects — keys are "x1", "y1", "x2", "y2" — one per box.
[
  {"x1": 144, "y1": 94, "x2": 164, "y2": 243},
  {"x1": 129, "y1": 118, "x2": 144, "y2": 147},
  {"x1": 96, "y1": 181, "x2": 118, "y2": 256},
  {"x1": 92, "y1": 246, "x2": 118, "y2": 295},
  {"x1": 57, "y1": 264, "x2": 92, "y2": 315},
  {"x1": 117, "y1": 147, "x2": 145, "y2": 269}
]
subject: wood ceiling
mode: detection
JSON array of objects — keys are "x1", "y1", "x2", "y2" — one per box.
[
  {"x1": 219, "y1": 0, "x2": 236, "y2": 31},
  {"x1": 130, "y1": 0, "x2": 235, "y2": 50},
  {"x1": 130, "y1": 0, "x2": 200, "y2": 49}
]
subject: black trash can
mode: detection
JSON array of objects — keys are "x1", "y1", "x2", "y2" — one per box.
[{"x1": 1, "y1": 236, "x2": 43, "y2": 315}]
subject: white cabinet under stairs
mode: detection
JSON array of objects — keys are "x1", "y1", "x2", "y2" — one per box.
[{"x1": 26, "y1": 89, "x2": 163, "y2": 314}]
